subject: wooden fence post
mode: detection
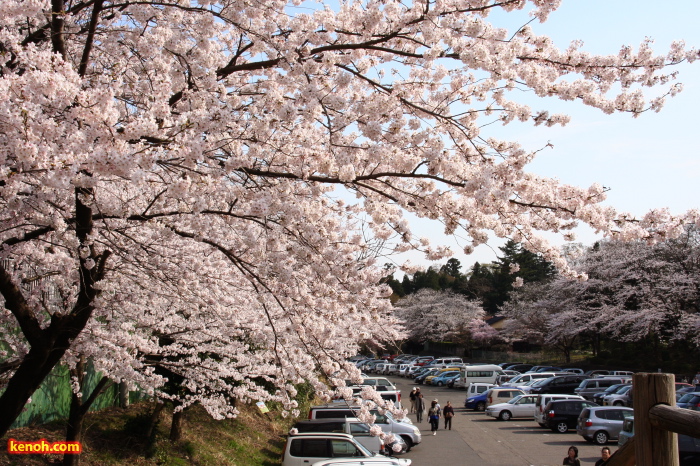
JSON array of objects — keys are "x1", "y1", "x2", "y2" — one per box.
[{"x1": 633, "y1": 373, "x2": 678, "y2": 466}]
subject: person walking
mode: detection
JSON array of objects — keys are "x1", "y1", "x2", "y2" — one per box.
[
  {"x1": 409, "y1": 387, "x2": 417, "y2": 413},
  {"x1": 443, "y1": 401, "x2": 455, "y2": 430},
  {"x1": 428, "y1": 400, "x2": 441, "y2": 435},
  {"x1": 563, "y1": 446, "x2": 581, "y2": 466},
  {"x1": 415, "y1": 393, "x2": 425, "y2": 423}
]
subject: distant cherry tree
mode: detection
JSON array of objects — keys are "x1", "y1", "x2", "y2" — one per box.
[{"x1": 395, "y1": 289, "x2": 485, "y2": 342}]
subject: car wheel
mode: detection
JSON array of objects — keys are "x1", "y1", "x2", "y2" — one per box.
[
  {"x1": 400, "y1": 436, "x2": 413, "y2": 452},
  {"x1": 476, "y1": 401, "x2": 486, "y2": 411},
  {"x1": 555, "y1": 422, "x2": 569, "y2": 433},
  {"x1": 613, "y1": 401, "x2": 623, "y2": 406},
  {"x1": 594, "y1": 430, "x2": 609, "y2": 445},
  {"x1": 499, "y1": 410, "x2": 512, "y2": 421},
  {"x1": 437, "y1": 381, "x2": 444, "y2": 387}
]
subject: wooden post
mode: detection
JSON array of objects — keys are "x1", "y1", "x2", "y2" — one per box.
[{"x1": 633, "y1": 373, "x2": 678, "y2": 466}]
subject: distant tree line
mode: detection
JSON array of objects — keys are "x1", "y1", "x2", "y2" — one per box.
[{"x1": 383, "y1": 240, "x2": 557, "y2": 315}]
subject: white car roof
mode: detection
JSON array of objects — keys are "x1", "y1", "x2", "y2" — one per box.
[{"x1": 311, "y1": 459, "x2": 410, "y2": 466}]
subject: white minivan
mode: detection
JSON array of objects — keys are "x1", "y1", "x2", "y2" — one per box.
[{"x1": 455, "y1": 364, "x2": 504, "y2": 389}]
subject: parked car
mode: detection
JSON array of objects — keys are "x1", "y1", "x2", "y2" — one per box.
[
  {"x1": 430, "y1": 371, "x2": 460, "y2": 387},
  {"x1": 362, "y1": 378, "x2": 396, "y2": 389},
  {"x1": 576, "y1": 406, "x2": 633, "y2": 444},
  {"x1": 424, "y1": 368, "x2": 461, "y2": 385},
  {"x1": 534, "y1": 394, "x2": 585, "y2": 427},
  {"x1": 464, "y1": 391, "x2": 489, "y2": 411},
  {"x1": 543, "y1": 399, "x2": 598, "y2": 433},
  {"x1": 529, "y1": 375, "x2": 589, "y2": 395},
  {"x1": 535, "y1": 366, "x2": 563, "y2": 373},
  {"x1": 414, "y1": 369, "x2": 441, "y2": 385},
  {"x1": 525, "y1": 365, "x2": 550, "y2": 373},
  {"x1": 505, "y1": 364, "x2": 534, "y2": 372},
  {"x1": 603, "y1": 385, "x2": 633, "y2": 406},
  {"x1": 310, "y1": 458, "x2": 412, "y2": 466},
  {"x1": 677, "y1": 391, "x2": 700, "y2": 410},
  {"x1": 412, "y1": 356, "x2": 435, "y2": 367},
  {"x1": 496, "y1": 370, "x2": 521, "y2": 385},
  {"x1": 502, "y1": 372, "x2": 565, "y2": 388},
  {"x1": 486, "y1": 388, "x2": 525, "y2": 407},
  {"x1": 293, "y1": 418, "x2": 406, "y2": 454},
  {"x1": 282, "y1": 432, "x2": 384, "y2": 466},
  {"x1": 519, "y1": 378, "x2": 551, "y2": 394},
  {"x1": 584, "y1": 369, "x2": 610, "y2": 377},
  {"x1": 485, "y1": 394, "x2": 538, "y2": 421},
  {"x1": 575, "y1": 378, "x2": 628, "y2": 400},
  {"x1": 617, "y1": 416, "x2": 634, "y2": 447},
  {"x1": 308, "y1": 405, "x2": 421, "y2": 450},
  {"x1": 454, "y1": 364, "x2": 504, "y2": 389},
  {"x1": 677, "y1": 385, "x2": 698, "y2": 400},
  {"x1": 445, "y1": 372, "x2": 462, "y2": 388},
  {"x1": 561, "y1": 368, "x2": 585, "y2": 374},
  {"x1": 592, "y1": 384, "x2": 632, "y2": 406},
  {"x1": 430, "y1": 357, "x2": 464, "y2": 368},
  {"x1": 617, "y1": 416, "x2": 700, "y2": 466}
]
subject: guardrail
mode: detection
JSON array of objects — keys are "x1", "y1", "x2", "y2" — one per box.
[{"x1": 608, "y1": 373, "x2": 700, "y2": 466}]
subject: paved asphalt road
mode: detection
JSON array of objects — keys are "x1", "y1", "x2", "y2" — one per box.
[{"x1": 385, "y1": 375, "x2": 614, "y2": 466}]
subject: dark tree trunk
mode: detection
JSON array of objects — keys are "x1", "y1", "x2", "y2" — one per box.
[
  {"x1": 146, "y1": 401, "x2": 166, "y2": 439},
  {"x1": 119, "y1": 382, "x2": 129, "y2": 408},
  {"x1": 63, "y1": 361, "x2": 112, "y2": 466},
  {"x1": 0, "y1": 186, "x2": 110, "y2": 437},
  {"x1": 170, "y1": 407, "x2": 187, "y2": 442}
]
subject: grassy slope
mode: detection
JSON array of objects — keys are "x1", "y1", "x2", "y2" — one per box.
[{"x1": 1, "y1": 400, "x2": 297, "y2": 466}]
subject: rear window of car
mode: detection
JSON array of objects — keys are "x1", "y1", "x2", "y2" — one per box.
[{"x1": 290, "y1": 438, "x2": 328, "y2": 457}]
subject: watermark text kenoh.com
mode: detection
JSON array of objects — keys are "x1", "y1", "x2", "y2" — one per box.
[{"x1": 7, "y1": 438, "x2": 82, "y2": 455}]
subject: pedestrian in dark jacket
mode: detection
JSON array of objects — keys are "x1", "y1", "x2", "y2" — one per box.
[
  {"x1": 415, "y1": 393, "x2": 425, "y2": 423},
  {"x1": 409, "y1": 387, "x2": 417, "y2": 413},
  {"x1": 443, "y1": 401, "x2": 455, "y2": 430}
]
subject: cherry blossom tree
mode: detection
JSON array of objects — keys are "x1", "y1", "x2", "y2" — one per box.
[
  {"x1": 2, "y1": 0, "x2": 700, "y2": 438},
  {"x1": 501, "y1": 228, "x2": 700, "y2": 361},
  {"x1": 395, "y1": 289, "x2": 484, "y2": 342}
]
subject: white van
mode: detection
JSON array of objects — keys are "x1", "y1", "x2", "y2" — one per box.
[
  {"x1": 431, "y1": 357, "x2": 463, "y2": 368},
  {"x1": 455, "y1": 364, "x2": 504, "y2": 389},
  {"x1": 501, "y1": 372, "x2": 565, "y2": 388}
]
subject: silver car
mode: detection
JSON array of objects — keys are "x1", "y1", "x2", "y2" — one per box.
[
  {"x1": 577, "y1": 406, "x2": 633, "y2": 444},
  {"x1": 603, "y1": 384, "x2": 632, "y2": 406}
]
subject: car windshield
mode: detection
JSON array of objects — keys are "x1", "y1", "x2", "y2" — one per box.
[
  {"x1": 531, "y1": 379, "x2": 549, "y2": 387},
  {"x1": 617, "y1": 386, "x2": 631, "y2": 394},
  {"x1": 507, "y1": 396, "x2": 522, "y2": 404},
  {"x1": 678, "y1": 392, "x2": 699, "y2": 403}
]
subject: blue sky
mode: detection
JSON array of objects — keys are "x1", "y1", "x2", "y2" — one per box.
[{"x1": 397, "y1": 0, "x2": 700, "y2": 272}]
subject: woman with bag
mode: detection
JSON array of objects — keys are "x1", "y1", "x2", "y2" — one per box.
[
  {"x1": 428, "y1": 400, "x2": 441, "y2": 435},
  {"x1": 443, "y1": 401, "x2": 455, "y2": 430}
]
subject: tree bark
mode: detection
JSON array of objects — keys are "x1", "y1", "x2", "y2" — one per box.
[
  {"x1": 0, "y1": 187, "x2": 111, "y2": 437},
  {"x1": 63, "y1": 363, "x2": 112, "y2": 466},
  {"x1": 146, "y1": 401, "x2": 166, "y2": 439},
  {"x1": 119, "y1": 382, "x2": 129, "y2": 408},
  {"x1": 170, "y1": 407, "x2": 187, "y2": 442}
]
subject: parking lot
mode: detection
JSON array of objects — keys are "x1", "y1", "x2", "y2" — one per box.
[{"x1": 385, "y1": 375, "x2": 614, "y2": 465}]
